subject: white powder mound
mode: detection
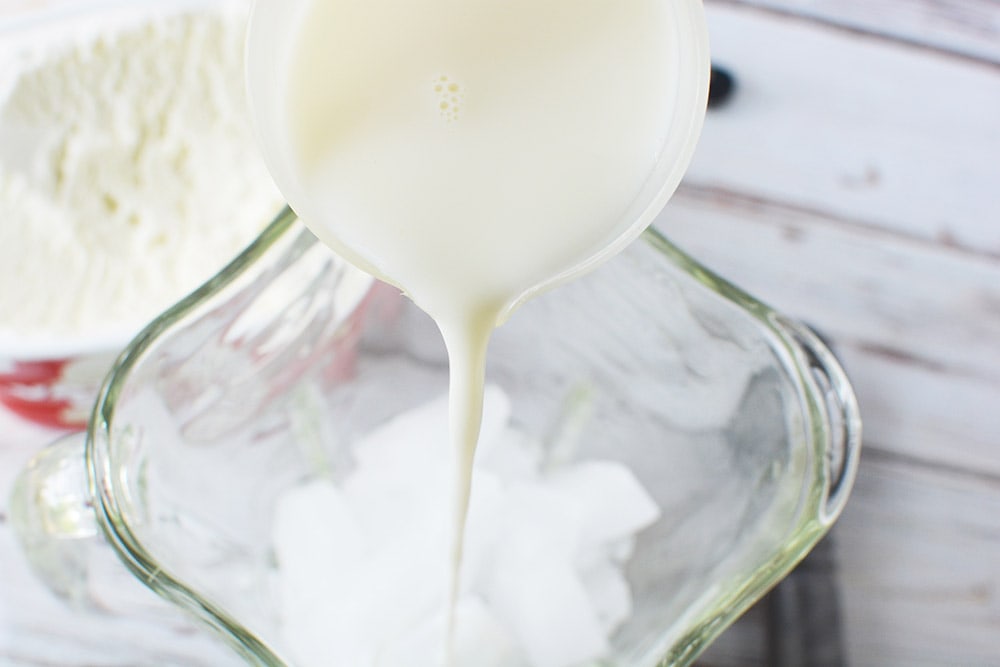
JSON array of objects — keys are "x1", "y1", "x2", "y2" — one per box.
[{"x1": 0, "y1": 6, "x2": 283, "y2": 340}]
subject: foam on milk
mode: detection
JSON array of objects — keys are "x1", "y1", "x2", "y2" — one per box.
[{"x1": 246, "y1": 0, "x2": 709, "y2": 657}]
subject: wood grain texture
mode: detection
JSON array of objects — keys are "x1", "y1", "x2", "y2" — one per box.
[
  {"x1": 661, "y1": 3, "x2": 1000, "y2": 664},
  {"x1": 659, "y1": 186, "x2": 1000, "y2": 476},
  {"x1": 837, "y1": 453, "x2": 1000, "y2": 666},
  {"x1": 1, "y1": 1, "x2": 999, "y2": 666},
  {"x1": 709, "y1": 0, "x2": 1000, "y2": 64},
  {"x1": 658, "y1": 188, "x2": 1000, "y2": 664},
  {"x1": 692, "y1": 3, "x2": 1000, "y2": 255}
]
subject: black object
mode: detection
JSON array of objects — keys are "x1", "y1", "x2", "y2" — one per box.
[
  {"x1": 708, "y1": 65, "x2": 736, "y2": 109},
  {"x1": 765, "y1": 534, "x2": 847, "y2": 666}
]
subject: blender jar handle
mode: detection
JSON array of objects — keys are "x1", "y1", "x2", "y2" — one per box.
[
  {"x1": 9, "y1": 431, "x2": 174, "y2": 618},
  {"x1": 780, "y1": 317, "x2": 863, "y2": 524}
]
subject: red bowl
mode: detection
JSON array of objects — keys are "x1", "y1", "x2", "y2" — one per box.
[{"x1": 0, "y1": 347, "x2": 121, "y2": 430}]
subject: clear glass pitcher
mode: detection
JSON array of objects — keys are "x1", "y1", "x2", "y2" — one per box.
[{"x1": 12, "y1": 208, "x2": 860, "y2": 666}]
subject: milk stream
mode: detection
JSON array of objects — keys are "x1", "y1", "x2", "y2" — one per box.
[
  {"x1": 440, "y1": 319, "x2": 490, "y2": 652},
  {"x1": 247, "y1": 0, "x2": 709, "y2": 660}
]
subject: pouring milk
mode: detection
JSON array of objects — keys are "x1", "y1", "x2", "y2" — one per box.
[{"x1": 246, "y1": 0, "x2": 710, "y2": 654}]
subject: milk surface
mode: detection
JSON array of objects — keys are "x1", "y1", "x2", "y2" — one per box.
[
  {"x1": 247, "y1": 0, "x2": 708, "y2": 659},
  {"x1": 284, "y1": 0, "x2": 679, "y2": 325}
]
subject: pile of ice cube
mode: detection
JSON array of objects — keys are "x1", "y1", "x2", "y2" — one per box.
[{"x1": 271, "y1": 386, "x2": 660, "y2": 667}]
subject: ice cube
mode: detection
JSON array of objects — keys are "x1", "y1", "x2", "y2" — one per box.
[
  {"x1": 272, "y1": 481, "x2": 376, "y2": 667},
  {"x1": 609, "y1": 536, "x2": 636, "y2": 564},
  {"x1": 478, "y1": 425, "x2": 544, "y2": 483},
  {"x1": 282, "y1": 598, "x2": 377, "y2": 667},
  {"x1": 348, "y1": 507, "x2": 452, "y2": 642},
  {"x1": 458, "y1": 468, "x2": 507, "y2": 592},
  {"x1": 548, "y1": 460, "x2": 660, "y2": 548},
  {"x1": 352, "y1": 393, "x2": 451, "y2": 469},
  {"x1": 271, "y1": 479, "x2": 365, "y2": 601},
  {"x1": 498, "y1": 483, "x2": 586, "y2": 559},
  {"x1": 377, "y1": 595, "x2": 523, "y2": 667},
  {"x1": 485, "y1": 529, "x2": 608, "y2": 667},
  {"x1": 279, "y1": 500, "x2": 452, "y2": 666},
  {"x1": 580, "y1": 558, "x2": 633, "y2": 635},
  {"x1": 343, "y1": 458, "x2": 451, "y2": 552}
]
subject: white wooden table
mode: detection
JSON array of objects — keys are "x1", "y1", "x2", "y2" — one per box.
[{"x1": 2, "y1": 0, "x2": 998, "y2": 665}]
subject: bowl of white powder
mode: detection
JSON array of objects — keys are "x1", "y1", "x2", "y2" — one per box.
[{"x1": 0, "y1": 0, "x2": 284, "y2": 427}]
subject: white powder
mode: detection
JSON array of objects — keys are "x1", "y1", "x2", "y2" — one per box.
[{"x1": 0, "y1": 5, "x2": 283, "y2": 342}]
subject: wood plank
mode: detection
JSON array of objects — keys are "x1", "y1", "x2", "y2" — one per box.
[
  {"x1": 835, "y1": 452, "x2": 1000, "y2": 666},
  {"x1": 709, "y1": 0, "x2": 1000, "y2": 64},
  {"x1": 680, "y1": 18, "x2": 1000, "y2": 664},
  {"x1": 700, "y1": 454, "x2": 1000, "y2": 667},
  {"x1": 656, "y1": 186, "x2": 1000, "y2": 476},
  {"x1": 691, "y1": 4, "x2": 1000, "y2": 255}
]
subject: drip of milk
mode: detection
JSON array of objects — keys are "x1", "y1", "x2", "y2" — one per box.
[{"x1": 246, "y1": 0, "x2": 708, "y2": 658}]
